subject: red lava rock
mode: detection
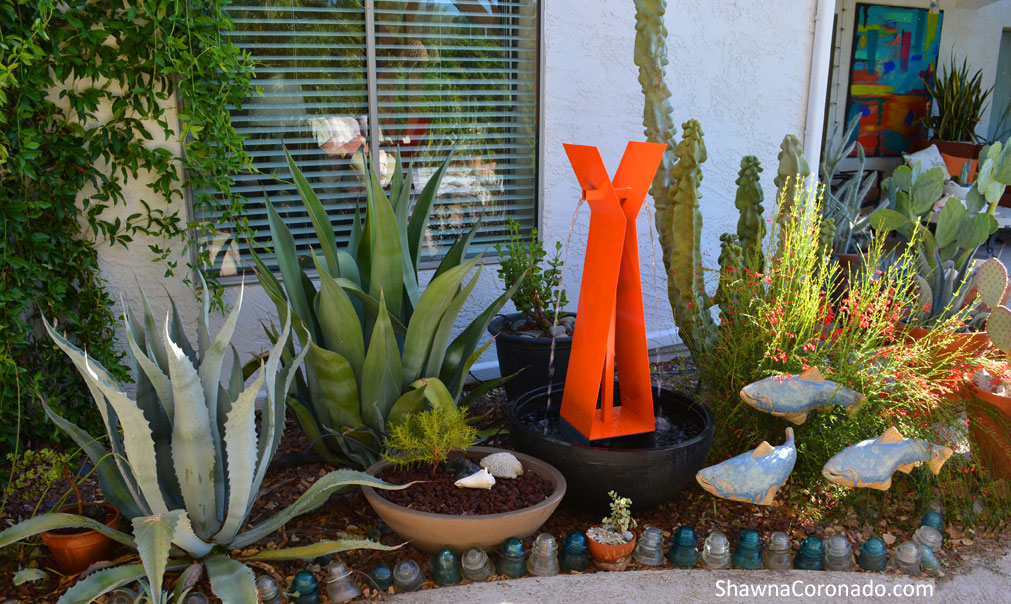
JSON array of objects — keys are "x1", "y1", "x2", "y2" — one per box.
[{"x1": 376, "y1": 464, "x2": 553, "y2": 515}]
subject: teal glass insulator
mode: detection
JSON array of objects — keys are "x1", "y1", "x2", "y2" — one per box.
[
  {"x1": 665, "y1": 525, "x2": 698, "y2": 568},
  {"x1": 559, "y1": 532, "x2": 590, "y2": 572},
  {"x1": 731, "y1": 529, "x2": 764, "y2": 569},
  {"x1": 370, "y1": 565, "x2": 393, "y2": 590},
  {"x1": 461, "y1": 547, "x2": 495, "y2": 582},
  {"x1": 497, "y1": 537, "x2": 527, "y2": 578},
  {"x1": 291, "y1": 570, "x2": 321, "y2": 604},
  {"x1": 701, "y1": 532, "x2": 731, "y2": 570},
  {"x1": 763, "y1": 532, "x2": 793, "y2": 570},
  {"x1": 919, "y1": 544, "x2": 940, "y2": 575},
  {"x1": 632, "y1": 526, "x2": 666, "y2": 566},
  {"x1": 393, "y1": 559, "x2": 424, "y2": 592},
  {"x1": 108, "y1": 592, "x2": 137, "y2": 604},
  {"x1": 920, "y1": 510, "x2": 944, "y2": 533},
  {"x1": 255, "y1": 575, "x2": 283, "y2": 604},
  {"x1": 429, "y1": 548, "x2": 462, "y2": 585},
  {"x1": 856, "y1": 537, "x2": 887, "y2": 572},
  {"x1": 182, "y1": 593, "x2": 209, "y2": 604},
  {"x1": 794, "y1": 536, "x2": 825, "y2": 570},
  {"x1": 527, "y1": 533, "x2": 560, "y2": 576}
]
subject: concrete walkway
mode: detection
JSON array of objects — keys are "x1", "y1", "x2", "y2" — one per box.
[{"x1": 388, "y1": 549, "x2": 1011, "y2": 603}]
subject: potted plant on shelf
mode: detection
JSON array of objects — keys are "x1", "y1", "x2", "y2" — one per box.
[
  {"x1": 919, "y1": 57, "x2": 993, "y2": 175},
  {"x1": 488, "y1": 217, "x2": 573, "y2": 400},
  {"x1": 585, "y1": 491, "x2": 638, "y2": 571},
  {"x1": 7, "y1": 448, "x2": 122, "y2": 575},
  {"x1": 361, "y1": 393, "x2": 566, "y2": 553}
]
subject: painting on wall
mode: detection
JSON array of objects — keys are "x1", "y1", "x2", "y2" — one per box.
[{"x1": 845, "y1": 4, "x2": 943, "y2": 157}]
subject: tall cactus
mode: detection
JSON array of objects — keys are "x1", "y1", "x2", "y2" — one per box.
[
  {"x1": 734, "y1": 155, "x2": 765, "y2": 272},
  {"x1": 664, "y1": 120, "x2": 715, "y2": 356},
  {"x1": 634, "y1": 0, "x2": 679, "y2": 265},
  {"x1": 774, "y1": 134, "x2": 810, "y2": 224}
]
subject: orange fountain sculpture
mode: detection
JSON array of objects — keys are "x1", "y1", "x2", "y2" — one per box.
[{"x1": 559, "y1": 142, "x2": 667, "y2": 443}]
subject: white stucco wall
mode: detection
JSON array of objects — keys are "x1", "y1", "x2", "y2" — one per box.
[{"x1": 92, "y1": 0, "x2": 821, "y2": 370}]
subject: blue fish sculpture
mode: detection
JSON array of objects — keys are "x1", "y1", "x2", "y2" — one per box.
[
  {"x1": 740, "y1": 367, "x2": 866, "y2": 425},
  {"x1": 696, "y1": 428, "x2": 796, "y2": 506},
  {"x1": 822, "y1": 427, "x2": 953, "y2": 491}
]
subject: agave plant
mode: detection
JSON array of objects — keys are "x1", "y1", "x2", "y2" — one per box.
[
  {"x1": 0, "y1": 285, "x2": 405, "y2": 603},
  {"x1": 820, "y1": 118, "x2": 879, "y2": 254},
  {"x1": 252, "y1": 150, "x2": 520, "y2": 468}
]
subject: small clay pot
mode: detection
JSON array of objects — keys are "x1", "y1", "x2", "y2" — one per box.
[
  {"x1": 41, "y1": 503, "x2": 121, "y2": 575},
  {"x1": 586, "y1": 526, "x2": 637, "y2": 569}
]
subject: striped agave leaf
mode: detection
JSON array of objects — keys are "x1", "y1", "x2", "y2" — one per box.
[{"x1": 253, "y1": 148, "x2": 522, "y2": 467}]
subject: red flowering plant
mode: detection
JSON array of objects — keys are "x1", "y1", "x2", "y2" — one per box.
[{"x1": 698, "y1": 186, "x2": 987, "y2": 507}]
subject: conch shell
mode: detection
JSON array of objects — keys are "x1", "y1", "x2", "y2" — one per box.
[{"x1": 454, "y1": 468, "x2": 496, "y2": 489}]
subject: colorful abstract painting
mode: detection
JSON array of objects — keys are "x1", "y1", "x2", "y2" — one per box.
[{"x1": 845, "y1": 4, "x2": 943, "y2": 157}]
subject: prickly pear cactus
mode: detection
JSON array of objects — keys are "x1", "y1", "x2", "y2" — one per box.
[
  {"x1": 734, "y1": 155, "x2": 765, "y2": 272},
  {"x1": 774, "y1": 134, "x2": 811, "y2": 231},
  {"x1": 987, "y1": 306, "x2": 1011, "y2": 354},
  {"x1": 977, "y1": 258, "x2": 1009, "y2": 309}
]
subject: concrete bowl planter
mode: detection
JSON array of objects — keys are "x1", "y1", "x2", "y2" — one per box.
[{"x1": 361, "y1": 446, "x2": 566, "y2": 553}]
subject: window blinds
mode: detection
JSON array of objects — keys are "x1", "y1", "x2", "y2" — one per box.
[{"x1": 208, "y1": 0, "x2": 539, "y2": 274}]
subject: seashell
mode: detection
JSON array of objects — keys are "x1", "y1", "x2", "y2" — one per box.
[
  {"x1": 454, "y1": 468, "x2": 496, "y2": 489},
  {"x1": 480, "y1": 452, "x2": 524, "y2": 479}
]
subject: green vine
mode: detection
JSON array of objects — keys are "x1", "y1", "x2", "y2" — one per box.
[{"x1": 0, "y1": 0, "x2": 256, "y2": 459}]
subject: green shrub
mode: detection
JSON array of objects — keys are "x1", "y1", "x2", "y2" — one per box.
[{"x1": 383, "y1": 394, "x2": 477, "y2": 474}]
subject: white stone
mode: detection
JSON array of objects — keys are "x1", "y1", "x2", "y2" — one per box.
[
  {"x1": 480, "y1": 452, "x2": 524, "y2": 479},
  {"x1": 455, "y1": 468, "x2": 495, "y2": 489}
]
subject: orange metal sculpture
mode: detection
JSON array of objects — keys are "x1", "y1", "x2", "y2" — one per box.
[{"x1": 559, "y1": 142, "x2": 667, "y2": 442}]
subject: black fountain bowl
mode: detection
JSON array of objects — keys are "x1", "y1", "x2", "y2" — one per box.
[{"x1": 506, "y1": 383, "x2": 715, "y2": 513}]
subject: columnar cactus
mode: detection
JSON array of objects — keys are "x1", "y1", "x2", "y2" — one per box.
[
  {"x1": 734, "y1": 155, "x2": 765, "y2": 272},
  {"x1": 715, "y1": 233, "x2": 743, "y2": 310},
  {"x1": 819, "y1": 218, "x2": 837, "y2": 259},
  {"x1": 774, "y1": 134, "x2": 811, "y2": 242}
]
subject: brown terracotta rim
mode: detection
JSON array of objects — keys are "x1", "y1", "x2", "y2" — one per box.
[
  {"x1": 41, "y1": 503, "x2": 121, "y2": 540},
  {"x1": 362, "y1": 446, "x2": 566, "y2": 522}
]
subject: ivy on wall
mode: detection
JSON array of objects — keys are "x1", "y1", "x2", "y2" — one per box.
[{"x1": 0, "y1": 0, "x2": 256, "y2": 459}]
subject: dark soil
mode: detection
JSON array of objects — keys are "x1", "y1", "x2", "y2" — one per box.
[{"x1": 376, "y1": 463, "x2": 554, "y2": 515}]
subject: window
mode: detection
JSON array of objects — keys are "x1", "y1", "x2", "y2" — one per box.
[{"x1": 207, "y1": 0, "x2": 539, "y2": 274}]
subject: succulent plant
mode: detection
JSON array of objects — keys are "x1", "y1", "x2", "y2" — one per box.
[
  {"x1": 775, "y1": 134, "x2": 811, "y2": 234},
  {"x1": 913, "y1": 256, "x2": 1011, "y2": 331},
  {"x1": 820, "y1": 119, "x2": 879, "y2": 254},
  {"x1": 734, "y1": 155, "x2": 766, "y2": 271},
  {"x1": 253, "y1": 149, "x2": 520, "y2": 468},
  {"x1": 988, "y1": 306, "x2": 1011, "y2": 355},
  {"x1": 0, "y1": 285, "x2": 404, "y2": 603}
]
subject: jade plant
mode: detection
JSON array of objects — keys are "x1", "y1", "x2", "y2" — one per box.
[
  {"x1": 587, "y1": 490, "x2": 637, "y2": 546},
  {"x1": 253, "y1": 150, "x2": 519, "y2": 469},
  {"x1": 0, "y1": 286, "x2": 404, "y2": 603},
  {"x1": 495, "y1": 217, "x2": 568, "y2": 333}
]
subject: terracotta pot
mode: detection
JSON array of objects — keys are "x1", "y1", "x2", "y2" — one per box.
[
  {"x1": 967, "y1": 384, "x2": 1011, "y2": 481},
  {"x1": 361, "y1": 446, "x2": 565, "y2": 553},
  {"x1": 41, "y1": 503, "x2": 121, "y2": 575},
  {"x1": 585, "y1": 527, "x2": 637, "y2": 563},
  {"x1": 895, "y1": 322, "x2": 991, "y2": 356}
]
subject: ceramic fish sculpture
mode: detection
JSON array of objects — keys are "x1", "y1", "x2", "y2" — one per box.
[
  {"x1": 695, "y1": 428, "x2": 796, "y2": 506},
  {"x1": 740, "y1": 367, "x2": 866, "y2": 425},
  {"x1": 821, "y1": 427, "x2": 953, "y2": 491}
]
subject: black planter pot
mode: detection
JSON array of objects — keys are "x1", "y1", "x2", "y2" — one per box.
[
  {"x1": 488, "y1": 313, "x2": 573, "y2": 402},
  {"x1": 507, "y1": 383, "x2": 714, "y2": 512}
]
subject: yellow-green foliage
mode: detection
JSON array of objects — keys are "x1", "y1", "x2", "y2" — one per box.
[{"x1": 383, "y1": 404, "x2": 478, "y2": 470}]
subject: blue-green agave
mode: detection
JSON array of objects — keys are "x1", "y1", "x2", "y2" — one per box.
[
  {"x1": 0, "y1": 285, "x2": 405, "y2": 603},
  {"x1": 252, "y1": 149, "x2": 520, "y2": 467}
]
